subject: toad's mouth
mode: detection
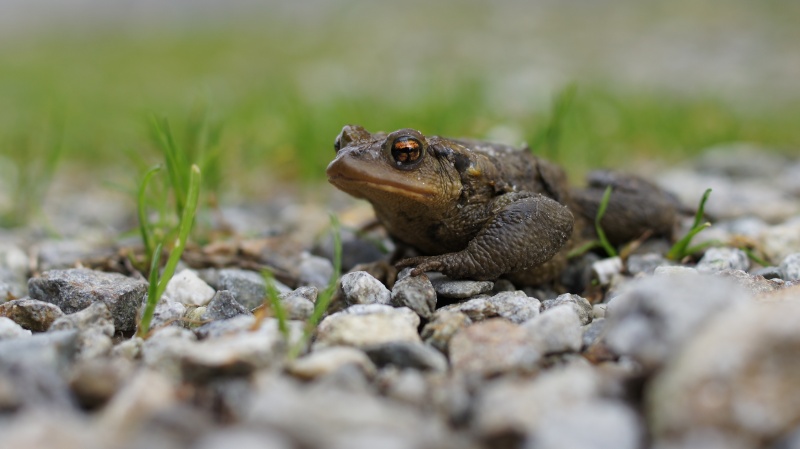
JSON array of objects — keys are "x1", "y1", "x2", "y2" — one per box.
[{"x1": 326, "y1": 156, "x2": 436, "y2": 200}]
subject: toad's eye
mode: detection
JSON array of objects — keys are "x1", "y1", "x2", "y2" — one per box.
[
  {"x1": 391, "y1": 136, "x2": 423, "y2": 166},
  {"x1": 333, "y1": 135, "x2": 342, "y2": 153}
]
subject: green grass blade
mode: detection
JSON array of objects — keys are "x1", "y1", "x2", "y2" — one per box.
[
  {"x1": 137, "y1": 164, "x2": 201, "y2": 338},
  {"x1": 137, "y1": 241, "x2": 163, "y2": 338},
  {"x1": 137, "y1": 164, "x2": 162, "y2": 266},
  {"x1": 667, "y1": 188, "x2": 712, "y2": 260},
  {"x1": 150, "y1": 115, "x2": 188, "y2": 216},
  {"x1": 262, "y1": 269, "x2": 289, "y2": 339},
  {"x1": 595, "y1": 185, "x2": 618, "y2": 258}
]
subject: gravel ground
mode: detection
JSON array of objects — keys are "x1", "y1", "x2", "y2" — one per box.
[{"x1": 1, "y1": 144, "x2": 800, "y2": 449}]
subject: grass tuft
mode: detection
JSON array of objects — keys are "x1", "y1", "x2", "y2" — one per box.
[{"x1": 667, "y1": 188, "x2": 712, "y2": 261}]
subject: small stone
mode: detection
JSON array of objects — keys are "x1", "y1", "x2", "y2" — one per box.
[
  {"x1": 593, "y1": 304, "x2": 607, "y2": 319},
  {"x1": 140, "y1": 296, "x2": 186, "y2": 330},
  {"x1": 649, "y1": 302, "x2": 800, "y2": 447},
  {"x1": 297, "y1": 252, "x2": 334, "y2": 290},
  {"x1": 194, "y1": 314, "x2": 257, "y2": 340},
  {"x1": 69, "y1": 358, "x2": 134, "y2": 409},
  {"x1": 420, "y1": 310, "x2": 472, "y2": 354},
  {"x1": 695, "y1": 247, "x2": 750, "y2": 273},
  {"x1": 449, "y1": 319, "x2": 540, "y2": 377},
  {"x1": 281, "y1": 286, "x2": 318, "y2": 302},
  {"x1": 0, "y1": 316, "x2": 31, "y2": 339},
  {"x1": 314, "y1": 307, "x2": 421, "y2": 349},
  {"x1": 542, "y1": 293, "x2": 592, "y2": 325},
  {"x1": 759, "y1": 221, "x2": 800, "y2": 263},
  {"x1": 654, "y1": 265, "x2": 698, "y2": 276},
  {"x1": 27, "y1": 268, "x2": 148, "y2": 332},
  {"x1": 363, "y1": 342, "x2": 448, "y2": 372},
  {"x1": 592, "y1": 256, "x2": 623, "y2": 286},
  {"x1": 582, "y1": 318, "x2": 606, "y2": 350},
  {"x1": 473, "y1": 363, "x2": 600, "y2": 445},
  {"x1": 340, "y1": 271, "x2": 391, "y2": 306},
  {"x1": 377, "y1": 367, "x2": 430, "y2": 407},
  {"x1": 163, "y1": 269, "x2": 215, "y2": 306},
  {"x1": 429, "y1": 273, "x2": 493, "y2": 299},
  {"x1": 626, "y1": 253, "x2": 674, "y2": 276},
  {"x1": 526, "y1": 400, "x2": 642, "y2": 449},
  {"x1": 779, "y1": 253, "x2": 800, "y2": 280},
  {"x1": 0, "y1": 243, "x2": 28, "y2": 280},
  {"x1": 715, "y1": 269, "x2": 782, "y2": 296},
  {"x1": 441, "y1": 290, "x2": 541, "y2": 324},
  {"x1": 201, "y1": 290, "x2": 251, "y2": 321},
  {"x1": 280, "y1": 295, "x2": 315, "y2": 320},
  {"x1": 217, "y1": 268, "x2": 287, "y2": 310},
  {"x1": 111, "y1": 337, "x2": 143, "y2": 360},
  {"x1": 50, "y1": 301, "x2": 115, "y2": 360},
  {"x1": 391, "y1": 272, "x2": 436, "y2": 319},
  {"x1": 605, "y1": 272, "x2": 749, "y2": 371},
  {"x1": 524, "y1": 305, "x2": 583, "y2": 354},
  {"x1": 753, "y1": 266, "x2": 783, "y2": 280},
  {"x1": 287, "y1": 346, "x2": 376, "y2": 380},
  {"x1": 0, "y1": 298, "x2": 64, "y2": 331}
]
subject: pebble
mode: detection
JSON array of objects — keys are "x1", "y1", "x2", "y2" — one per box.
[
  {"x1": 50, "y1": 301, "x2": 115, "y2": 360},
  {"x1": 779, "y1": 253, "x2": 800, "y2": 280},
  {"x1": 420, "y1": 310, "x2": 472, "y2": 353},
  {"x1": 217, "y1": 268, "x2": 287, "y2": 310},
  {"x1": 141, "y1": 295, "x2": 186, "y2": 330},
  {"x1": 473, "y1": 363, "x2": 600, "y2": 445},
  {"x1": 0, "y1": 297, "x2": 64, "y2": 331},
  {"x1": 605, "y1": 271, "x2": 749, "y2": 371},
  {"x1": 201, "y1": 290, "x2": 251, "y2": 321},
  {"x1": 648, "y1": 302, "x2": 800, "y2": 447},
  {"x1": 429, "y1": 273, "x2": 493, "y2": 298},
  {"x1": 314, "y1": 306, "x2": 421, "y2": 349},
  {"x1": 526, "y1": 399, "x2": 642, "y2": 449},
  {"x1": 524, "y1": 304, "x2": 583, "y2": 354},
  {"x1": 759, "y1": 221, "x2": 800, "y2": 263},
  {"x1": 27, "y1": 268, "x2": 148, "y2": 332},
  {"x1": 286, "y1": 346, "x2": 376, "y2": 380},
  {"x1": 362, "y1": 341, "x2": 448, "y2": 372},
  {"x1": 390, "y1": 272, "x2": 437, "y2": 319},
  {"x1": 340, "y1": 271, "x2": 391, "y2": 306},
  {"x1": 194, "y1": 314, "x2": 257, "y2": 340},
  {"x1": 279, "y1": 294, "x2": 315, "y2": 320},
  {"x1": 592, "y1": 256, "x2": 623, "y2": 286},
  {"x1": 68, "y1": 357, "x2": 134, "y2": 409},
  {"x1": 0, "y1": 316, "x2": 31, "y2": 339},
  {"x1": 581, "y1": 317, "x2": 607, "y2": 350},
  {"x1": 377, "y1": 367, "x2": 430, "y2": 407},
  {"x1": 297, "y1": 252, "x2": 334, "y2": 290},
  {"x1": 449, "y1": 319, "x2": 540, "y2": 377},
  {"x1": 163, "y1": 269, "x2": 215, "y2": 306},
  {"x1": 626, "y1": 253, "x2": 674, "y2": 276},
  {"x1": 541, "y1": 293, "x2": 593, "y2": 325},
  {"x1": 714, "y1": 269, "x2": 782, "y2": 296},
  {"x1": 695, "y1": 247, "x2": 750, "y2": 273},
  {"x1": 441, "y1": 290, "x2": 541, "y2": 324}
]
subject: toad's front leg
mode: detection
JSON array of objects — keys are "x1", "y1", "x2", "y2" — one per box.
[{"x1": 396, "y1": 193, "x2": 574, "y2": 281}]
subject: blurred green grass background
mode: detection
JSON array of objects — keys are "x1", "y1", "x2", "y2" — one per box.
[{"x1": 0, "y1": 0, "x2": 798, "y2": 217}]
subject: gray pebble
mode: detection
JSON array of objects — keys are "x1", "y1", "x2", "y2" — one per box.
[
  {"x1": 50, "y1": 301, "x2": 115, "y2": 360},
  {"x1": 626, "y1": 253, "x2": 674, "y2": 276},
  {"x1": 779, "y1": 253, "x2": 800, "y2": 280},
  {"x1": 524, "y1": 305, "x2": 583, "y2": 354},
  {"x1": 201, "y1": 290, "x2": 251, "y2": 321},
  {"x1": 162, "y1": 269, "x2": 215, "y2": 306},
  {"x1": 279, "y1": 294, "x2": 315, "y2": 320},
  {"x1": 28, "y1": 268, "x2": 147, "y2": 332},
  {"x1": 449, "y1": 319, "x2": 540, "y2": 377},
  {"x1": 441, "y1": 290, "x2": 540, "y2": 324},
  {"x1": 695, "y1": 247, "x2": 750, "y2": 273},
  {"x1": 139, "y1": 295, "x2": 186, "y2": 331},
  {"x1": 0, "y1": 298, "x2": 64, "y2": 332},
  {"x1": 391, "y1": 273, "x2": 437, "y2": 319},
  {"x1": 363, "y1": 341, "x2": 448, "y2": 373},
  {"x1": 194, "y1": 314, "x2": 257, "y2": 340},
  {"x1": 581, "y1": 318, "x2": 606, "y2": 350},
  {"x1": 217, "y1": 268, "x2": 287, "y2": 310},
  {"x1": 753, "y1": 266, "x2": 783, "y2": 280},
  {"x1": 286, "y1": 346, "x2": 376, "y2": 380},
  {"x1": 298, "y1": 252, "x2": 334, "y2": 290},
  {"x1": 314, "y1": 306, "x2": 421, "y2": 349},
  {"x1": 429, "y1": 273, "x2": 493, "y2": 299},
  {"x1": 420, "y1": 310, "x2": 472, "y2": 354},
  {"x1": 340, "y1": 271, "x2": 391, "y2": 306},
  {"x1": 542, "y1": 293, "x2": 593, "y2": 325}
]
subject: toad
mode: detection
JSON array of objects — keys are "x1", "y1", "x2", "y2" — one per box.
[{"x1": 327, "y1": 125, "x2": 679, "y2": 285}]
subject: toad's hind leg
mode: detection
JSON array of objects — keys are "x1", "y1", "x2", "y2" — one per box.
[
  {"x1": 572, "y1": 170, "x2": 681, "y2": 244},
  {"x1": 396, "y1": 193, "x2": 574, "y2": 281}
]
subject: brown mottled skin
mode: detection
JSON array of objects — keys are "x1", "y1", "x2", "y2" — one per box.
[{"x1": 327, "y1": 125, "x2": 679, "y2": 285}]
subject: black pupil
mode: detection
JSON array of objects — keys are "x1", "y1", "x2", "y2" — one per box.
[{"x1": 392, "y1": 137, "x2": 421, "y2": 165}]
